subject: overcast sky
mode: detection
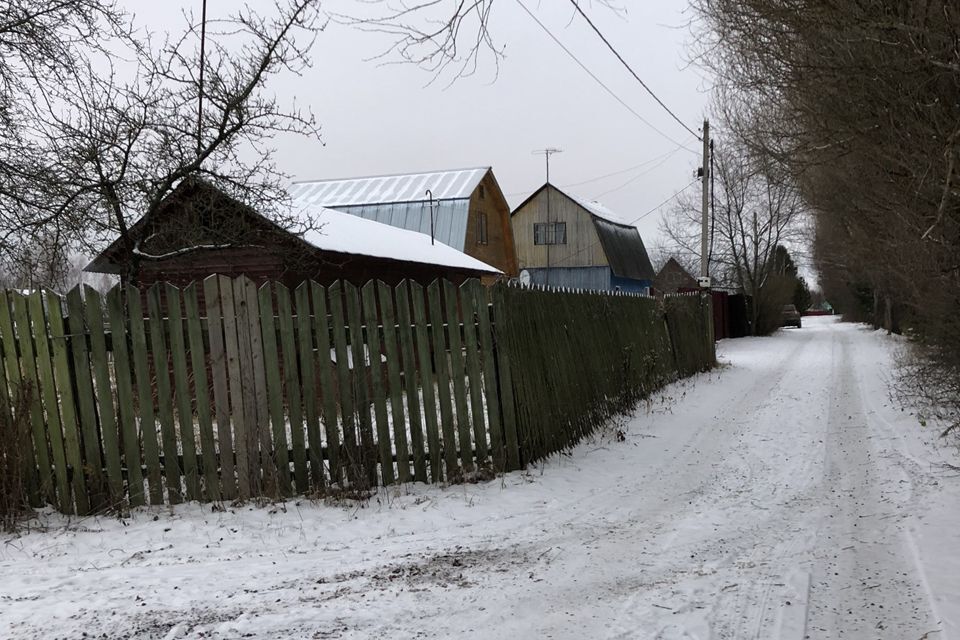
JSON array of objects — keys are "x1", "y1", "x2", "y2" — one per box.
[{"x1": 122, "y1": 0, "x2": 711, "y2": 250}]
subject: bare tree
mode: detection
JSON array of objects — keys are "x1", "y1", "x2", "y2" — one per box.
[
  {"x1": 333, "y1": 0, "x2": 624, "y2": 81},
  {"x1": 661, "y1": 140, "x2": 806, "y2": 333},
  {"x1": 1, "y1": 0, "x2": 324, "y2": 286},
  {"x1": 690, "y1": 0, "x2": 960, "y2": 428}
]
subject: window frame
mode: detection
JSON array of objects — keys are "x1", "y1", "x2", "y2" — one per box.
[
  {"x1": 533, "y1": 222, "x2": 567, "y2": 245},
  {"x1": 476, "y1": 211, "x2": 489, "y2": 245}
]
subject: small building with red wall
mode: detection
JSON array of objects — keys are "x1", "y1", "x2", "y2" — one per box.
[{"x1": 85, "y1": 178, "x2": 502, "y2": 297}]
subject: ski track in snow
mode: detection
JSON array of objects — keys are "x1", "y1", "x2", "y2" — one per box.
[{"x1": 1, "y1": 317, "x2": 958, "y2": 639}]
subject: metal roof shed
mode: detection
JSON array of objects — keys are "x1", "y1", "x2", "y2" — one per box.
[{"x1": 289, "y1": 167, "x2": 519, "y2": 277}]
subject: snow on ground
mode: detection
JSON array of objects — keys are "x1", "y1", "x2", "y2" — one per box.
[{"x1": 2, "y1": 317, "x2": 958, "y2": 639}]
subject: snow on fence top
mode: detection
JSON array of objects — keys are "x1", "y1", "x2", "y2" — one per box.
[{"x1": 299, "y1": 204, "x2": 501, "y2": 274}]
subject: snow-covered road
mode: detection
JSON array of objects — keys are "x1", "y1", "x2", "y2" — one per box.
[{"x1": 2, "y1": 317, "x2": 958, "y2": 639}]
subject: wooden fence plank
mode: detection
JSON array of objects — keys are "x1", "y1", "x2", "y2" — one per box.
[
  {"x1": 426, "y1": 281, "x2": 458, "y2": 480},
  {"x1": 125, "y1": 288, "x2": 163, "y2": 505},
  {"x1": 491, "y1": 284, "x2": 521, "y2": 471},
  {"x1": 83, "y1": 287, "x2": 125, "y2": 504},
  {"x1": 328, "y1": 282, "x2": 359, "y2": 486},
  {"x1": 0, "y1": 328, "x2": 10, "y2": 427},
  {"x1": 295, "y1": 283, "x2": 324, "y2": 488},
  {"x1": 219, "y1": 276, "x2": 250, "y2": 499},
  {"x1": 393, "y1": 282, "x2": 426, "y2": 482},
  {"x1": 11, "y1": 292, "x2": 51, "y2": 505},
  {"x1": 0, "y1": 325, "x2": 13, "y2": 469},
  {"x1": 65, "y1": 286, "x2": 109, "y2": 508},
  {"x1": 310, "y1": 282, "x2": 341, "y2": 487},
  {"x1": 377, "y1": 281, "x2": 411, "y2": 483},
  {"x1": 466, "y1": 281, "x2": 503, "y2": 470},
  {"x1": 0, "y1": 291, "x2": 40, "y2": 505},
  {"x1": 361, "y1": 282, "x2": 394, "y2": 486},
  {"x1": 408, "y1": 281, "x2": 441, "y2": 482},
  {"x1": 276, "y1": 284, "x2": 307, "y2": 494},
  {"x1": 442, "y1": 280, "x2": 475, "y2": 472},
  {"x1": 344, "y1": 281, "x2": 376, "y2": 487},
  {"x1": 459, "y1": 281, "x2": 489, "y2": 468},
  {"x1": 147, "y1": 284, "x2": 182, "y2": 504},
  {"x1": 203, "y1": 277, "x2": 236, "y2": 500},
  {"x1": 257, "y1": 283, "x2": 291, "y2": 497},
  {"x1": 165, "y1": 284, "x2": 201, "y2": 502},
  {"x1": 27, "y1": 291, "x2": 71, "y2": 510},
  {"x1": 105, "y1": 288, "x2": 144, "y2": 508},
  {"x1": 237, "y1": 277, "x2": 273, "y2": 497},
  {"x1": 184, "y1": 283, "x2": 220, "y2": 501}
]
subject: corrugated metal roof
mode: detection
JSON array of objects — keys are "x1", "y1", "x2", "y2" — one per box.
[
  {"x1": 326, "y1": 200, "x2": 470, "y2": 251},
  {"x1": 289, "y1": 167, "x2": 488, "y2": 251},
  {"x1": 592, "y1": 217, "x2": 656, "y2": 282},
  {"x1": 289, "y1": 167, "x2": 488, "y2": 206}
]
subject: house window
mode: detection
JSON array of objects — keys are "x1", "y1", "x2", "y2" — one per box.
[
  {"x1": 476, "y1": 212, "x2": 489, "y2": 245},
  {"x1": 478, "y1": 184, "x2": 486, "y2": 200},
  {"x1": 533, "y1": 222, "x2": 567, "y2": 245}
]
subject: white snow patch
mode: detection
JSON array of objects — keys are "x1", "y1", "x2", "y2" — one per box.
[
  {"x1": 2, "y1": 317, "x2": 958, "y2": 639},
  {"x1": 297, "y1": 204, "x2": 500, "y2": 274}
]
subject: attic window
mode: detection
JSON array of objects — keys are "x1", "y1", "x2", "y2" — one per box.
[
  {"x1": 476, "y1": 212, "x2": 489, "y2": 245},
  {"x1": 534, "y1": 222, "x2": 566, "y2": 245},
  {"x1": 478, "y1": 184, "x2": 485, "y2": 199},
  {"x1": 198, "y1": 204, "x2": 216, "y2": 231}
]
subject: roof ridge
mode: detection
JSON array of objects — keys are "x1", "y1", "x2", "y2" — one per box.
[{"x1": 291, "y1": 166, "x2": 491, "y2": 185}]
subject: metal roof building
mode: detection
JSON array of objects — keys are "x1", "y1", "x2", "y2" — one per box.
[
  {"x1": 289, "y1": 168, "x2": 487, "y2": 251},
  {"x1": 510, "y1": 183, "x2": 656, "y2": 292},
  {"x1": 289, "y1": 167, "x2": 519, "y2": 276}
]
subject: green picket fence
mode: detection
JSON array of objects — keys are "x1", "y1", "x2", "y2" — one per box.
[{"x1": 0, "y1": 278, "x2": 713, "y2": 514}]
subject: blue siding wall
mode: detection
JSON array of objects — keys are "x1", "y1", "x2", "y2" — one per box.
[
  {"x1": 611, "y1": 274, "x2": 652, "y2": 294},
  {"x1": 524, "y1": 267, "x2": 611, "y2": 291}
]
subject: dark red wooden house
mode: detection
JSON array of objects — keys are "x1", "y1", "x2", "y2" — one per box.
[{"x1": 85, "y1": 179, "x2": 502, "y2": 293}]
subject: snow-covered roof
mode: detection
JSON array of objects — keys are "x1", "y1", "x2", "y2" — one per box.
[
  {"x1": 298, "y1": 205, "x2": 500, "y2": 274},
  {"x1": 567, "y1": 193, "x2": 632, "y2": 227},
  {"x1": 289, "y1": 167, "x2": 489, "y2": 207}
]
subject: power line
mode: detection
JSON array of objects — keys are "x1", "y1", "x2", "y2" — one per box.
[
  {"x1": 563, "y1": 139, "x2": 694, "y2": 188},
  {"x1": 550, "y1": 178, "x2": 700, "y2": 268},
  {"x1": 629, "y1": 178, "x2": 700, "y2": 223},
  {"x1": 567, "y1": 0, "x2": 702, "y2": 141},
  {"x1": 505, "y1": 137, "x2": 695, "y2": 198},
  {"x1": 591, "y1": 143, "x2": 687, "y2": 199},
  {"x1": 514, "y1": 0, "x2": 698, "y2": 152}
]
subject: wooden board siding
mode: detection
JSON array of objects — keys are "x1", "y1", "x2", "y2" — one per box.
[
  {"x1": 126, "y1": 245, "x2": 491, "y2": 307},
  {"x1": 511, "y1": 186, "x2": 610, "y2": 271},
  {"x1": 465, "y1": 170, "x2": 519, "y2": 277}
]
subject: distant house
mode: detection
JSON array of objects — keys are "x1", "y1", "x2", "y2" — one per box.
[
  {"x1": 85, "y1": 178, "x2": 501, "y2": 293},
  {"x1": 654, "y1": 257, "x2": 699, "y2": 294},
  {"x1": 288, "y1": 167, "x2": 519, "y2": 277},
  {"x1": 510, "y1": 183, "x2": 655, "y2": 292}
]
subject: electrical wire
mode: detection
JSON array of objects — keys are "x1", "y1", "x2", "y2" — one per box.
[
  {"x1": 505, "y1": 137, "x2": 695, "y2": 198},
  {"x1": 562, "y1": 139, "x2": 695, "y2": 188},
  {"x1": 514, "y1": 0, "x2": 698, "y2": 152},
  {"x1": 567, "y1": 0, "x2": 702, "y2": 141},
  {"x1": 591, "y1": 143, "x2": 686, "y2": 199}
]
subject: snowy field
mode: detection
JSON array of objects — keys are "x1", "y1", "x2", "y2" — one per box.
[{"x1": 2, "y1": 316, "x2": 958, "y2": 639}]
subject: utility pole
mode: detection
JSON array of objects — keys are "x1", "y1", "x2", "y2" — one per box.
[
  {"x1": 533, "y1": 148, "x2": 562, "y2": 287},
  {"x1": 700, "y1": 120, "x2": 710, "y2": 283}
]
